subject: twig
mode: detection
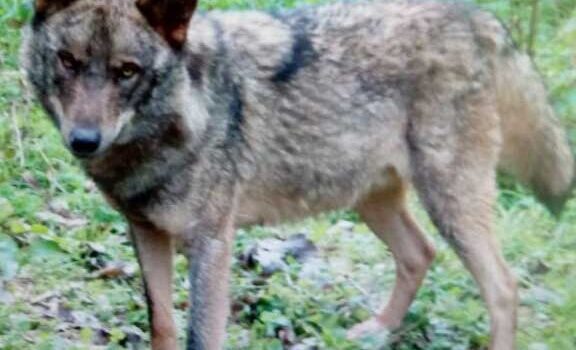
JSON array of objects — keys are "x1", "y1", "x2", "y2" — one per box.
[
  {"x1": 10, "y1": 103, "x2": 25, "y2": 168},
  {"x1": 528, "y1": 0, "x2": 540, "y2": 57},
  {"x1": 344, "y1": 274, "x2": 375, "y2": 312}
]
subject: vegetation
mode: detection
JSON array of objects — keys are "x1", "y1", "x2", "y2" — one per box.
[{"x1": 0, "y1": 0, "x2": 575, "y2": 349}]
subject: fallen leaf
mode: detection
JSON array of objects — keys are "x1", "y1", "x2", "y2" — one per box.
[
  {"x1": 240, "y1": 233, "x2": 318, "y2": 276},
  {"x1": 92, "y1": 262, "x2": 137, "y2": 279},
  {"x1": 36, "y1": 211, "x2": 88, "y2": 228}
]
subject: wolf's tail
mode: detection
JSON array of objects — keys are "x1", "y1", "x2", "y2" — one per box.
[{"x1": 496, "y1": 51, "x2": 574, "y2": 214}]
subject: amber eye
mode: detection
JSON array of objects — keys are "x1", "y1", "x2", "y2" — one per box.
[
  {"x1": 117, "y1": 63, "x2": 141, "y2": 80},
  {"x1": 58, "y1": 51, "x2": 79, "y2": 71}
]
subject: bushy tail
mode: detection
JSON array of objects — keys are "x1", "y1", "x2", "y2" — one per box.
[{"x1": 496, "y1": 51, "x2": 575, "y2": 215}]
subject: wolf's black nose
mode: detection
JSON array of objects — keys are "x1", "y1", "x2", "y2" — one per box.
[{"x1": 69, "y1": 128, "x2": 101, "y2": 156}]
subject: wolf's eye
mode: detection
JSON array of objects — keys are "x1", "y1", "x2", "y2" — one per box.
[
  {"x1": 58, "y1": 51, "x2": 79, "y2": 71},
  {"x1": 117, "y1": 63, "x2": 141, "y2": 80}
]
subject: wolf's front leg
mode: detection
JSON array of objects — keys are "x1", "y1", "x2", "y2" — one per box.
[
  {"x1": 184, "y1": 218, "x2": 235, "y2": 350},
  {"x1": 130, "y1": 224, "x2": 177, "y2": 350}
]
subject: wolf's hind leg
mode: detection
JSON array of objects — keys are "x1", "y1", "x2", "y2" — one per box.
[
  {"x1": 347, "y1": 185, "x2": 435, "y2": 339},
  {"x1": 409, "y1": 83, "x2": 517, "y2": 349},
  {"x1": 413, "y1": 163, "x2": 517, "y2": 350}
]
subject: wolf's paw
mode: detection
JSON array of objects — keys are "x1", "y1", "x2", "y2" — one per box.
[{"x1": 347, "y1": 318, "x2": 390, "y2": 339}]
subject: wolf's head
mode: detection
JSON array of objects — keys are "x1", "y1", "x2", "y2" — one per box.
[{"x1": 22, "y1": 0, "x2": 200, "y2": 158}]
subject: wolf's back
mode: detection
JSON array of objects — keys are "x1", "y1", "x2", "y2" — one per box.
[{"x1": 495, "y1": 49, "x2": 574, "y2": 214}]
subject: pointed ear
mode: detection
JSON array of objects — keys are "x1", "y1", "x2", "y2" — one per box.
[
  {"x1": 136, "y1": 0, "x2": 198, "y2": 49},
  {"x1": 34, "y1": 0, "x2": 76, "y2": 21}
]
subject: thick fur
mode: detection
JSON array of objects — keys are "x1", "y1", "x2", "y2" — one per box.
[
  {"x1": 22, "y1": 0, "x2": 574, "y2": 349},
  {"x1": 496, "y1": 51, "x2": 575, "y2": 214}
]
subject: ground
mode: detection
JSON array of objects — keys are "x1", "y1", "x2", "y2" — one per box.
[{"x1": 0, "y1": 0, "x2": 575, "y2": 349}]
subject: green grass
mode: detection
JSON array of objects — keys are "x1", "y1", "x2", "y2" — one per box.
[{"x1": 1, "y1": 0, "x2": 576, "y2": 349}]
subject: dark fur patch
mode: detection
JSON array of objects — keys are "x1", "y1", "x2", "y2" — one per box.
[
  {"x1": 186, "y1": 248, "x2": 207, "y2": 350},
  {"x1": 120, "y1": 151, "x2": 195, "y2": 209},
  {"x1": 187, "y1": 52, "x2": 204, "y2": 83},
  {"x1": 207, "y1": 18, "x2": 245, "y2": 148},
  {"x1": 226, "y1": 81, "x2": 244, "y2": 144},
  {"x1": 271, "y1": 11, "x2": 317, "y2": 84},
  {"x1": 32, "y1": 13, "x2": 47, "y2": 28},
  {"x1": 122, "y1": 184, "x2": 164, "y2": 209},
  {"x1": 129, "y1": 228, "x2": 156, "y2": 329},
  {"x1": 186, "y1": 329, "x2": 204, "y2": 350},
  {"x1": 89, "y1": 116, "x2": 192, "y2": 212},
  {"x1": 32, "y1": 0, "x2": 76, "y2": 27}
]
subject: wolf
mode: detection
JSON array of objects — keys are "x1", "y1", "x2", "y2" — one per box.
[{"x1": 21, "y1": 0, "x2": 574, "y2": 349}]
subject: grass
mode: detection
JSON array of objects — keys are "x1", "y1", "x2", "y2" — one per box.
[{"x1": 1, "y1": 0, "x2": 575, "y2": 349}]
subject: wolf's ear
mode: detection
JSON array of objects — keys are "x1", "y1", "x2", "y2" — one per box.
[
  {"x1": 34, "y1": 0, "x2": 76, "y2": 20},
  {"x1": 136, "y1": 0, "x2": 198, "y2": 49}
]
